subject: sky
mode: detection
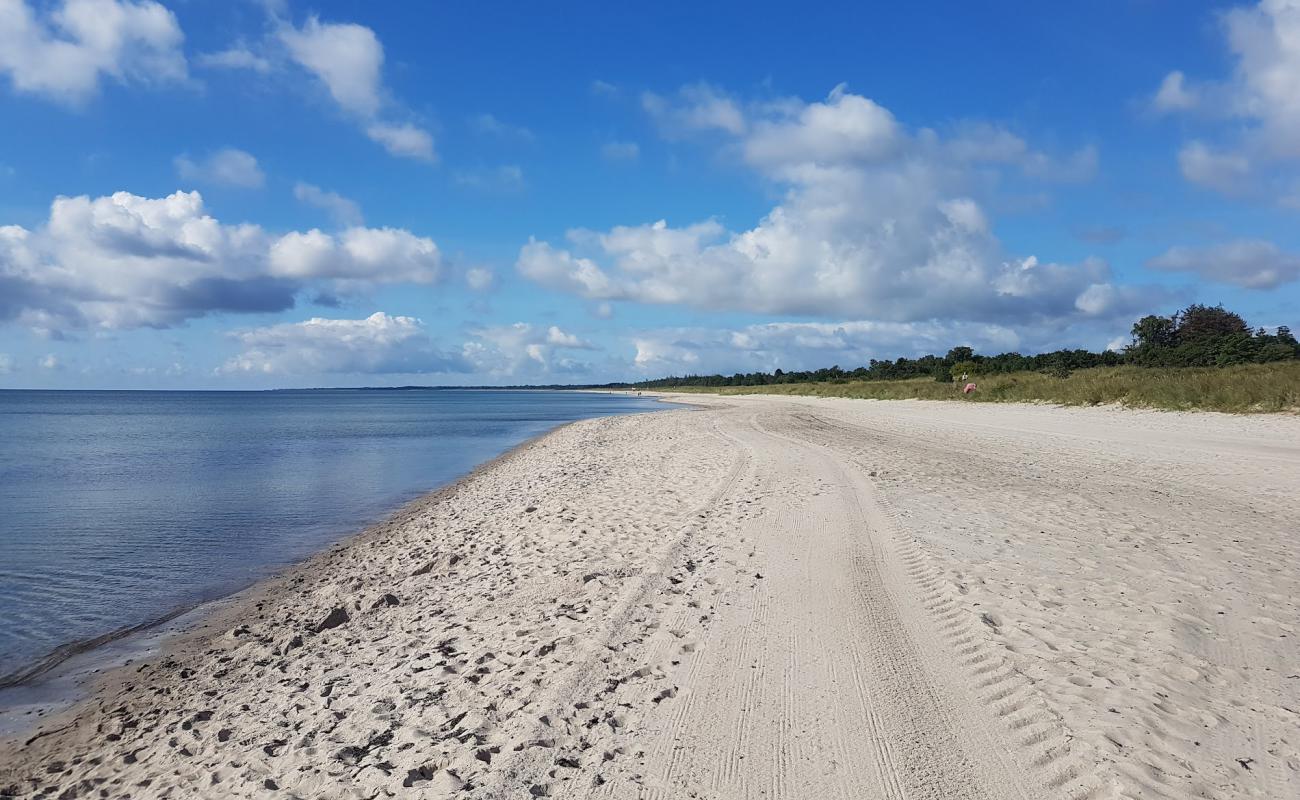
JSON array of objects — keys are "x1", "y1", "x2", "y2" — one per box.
[{"x1": 1, "y1": 0, "x2": 1299, "y2": 389}]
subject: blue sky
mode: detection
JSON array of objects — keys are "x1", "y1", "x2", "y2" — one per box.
[{"x1": 1, "y1": 0, "x2": 1298, "y2": 388}]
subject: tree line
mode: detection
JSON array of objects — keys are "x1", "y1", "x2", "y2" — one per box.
[{"x1": 627, "y1": 304, "x2": 1299, "y2": 389}]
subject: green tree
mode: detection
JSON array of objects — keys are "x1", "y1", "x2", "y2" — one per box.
[
  {"x1": 1212, "y1": 333, "x2": 1257, "y2": 366},
  {"x1": 945, "y1": 346, "x2": 975, "y2": 364},
  {"x1": 1130, "y1": 314, "x2": 1178, "y2": 349},
  {"x1": 1176, "y1": 304, "x2": 1249, "y2": 342}
]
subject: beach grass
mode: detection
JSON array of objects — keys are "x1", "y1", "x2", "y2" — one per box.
[{"x1": 658, "y1": 361, "x2": 1300, "y2": 413}]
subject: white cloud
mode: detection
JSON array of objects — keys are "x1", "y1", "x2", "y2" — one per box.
[
  {"x1": 278, "y1": 16, "x2": 382, "y2": 117},
  {"x1": 293, "y1": 182, "x2": 363, "y2": 226},
  {"x1": 38, "y1": 353, "x2": 59, "y2": 370},
  {"x1": 0, "y1": 0, "x2": 186, "y2": 103},
  {"x1": 1153, "y1": 70, "x2": 1200, "y2": 112},
  {"x1": 0, "y1": 353, "x2": 11, "y2": 373},
  {"x1": 590, "y1": 79, "x2": 618, "y2": 97},
  {"x1": 1178, "y1": 140, "x2": 1252, "y2": 194},
  {"x1": 642, "y1": 83, "x2": 747, "y2": 137},
  {"x1": 274, "y1": 15, "x2": 434, "y2": 162},
  {"x1": 174, "y1": 148, "x2": 265, "y2": 188},
  {"x1": 939, "y1": 198, "x2": 988, "y2": 235},
  {"x1": 366, "y1": 122, "x2": 436, "y2": 162},
  {"x1": 465, "y1": 267, "x2": 494, "y2": 291},
  {"x1": 545, "y1": 325, "x2": 591, "y2": 348},
  {"x1": 463, "y1": 322, "x2": 597, "y2": 376},
  {"x1": 0, "y1": 189, "x2": 443, "y2": 331},
  {"x1": 744, "y1": 85, "x2": 901, "y2": 170},
  {"x1": 195, "y1": 45, "x2": 270, "y2": 73},
  {"x1": 518, "y1": 86, "x2": 1146, "y2": 327},
  {"x1": 601, "y1": 141, "x2": 640, "y2": 161},
  {"x1": 269, "y1": 226, "x2": 440, "y2": 283},
  {"x1": 632, "y1": 336, "x2": 699, "y2": 371},
  {"x1": 1222, "y1": 0, "x2": 1300, "y2": 157},
  {"x1": 221, "y1": 312, "x2": 466, "y2": 375},
  {"x1": 1073, "y1": 283, "x2": 1120, "y2": 315},
  {"x1": 1148, "y1": 240, "x2": 1300, "y2": 289},
  {"x1": 1155, "y1": 1, "x2": 1300, "y2": 196}
]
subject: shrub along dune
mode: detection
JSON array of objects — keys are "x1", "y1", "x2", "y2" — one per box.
[
  {"x1": 662, "y1": 361, "x2": 1300, "y2": 413},
  {"x1": 631, "y1": 305, "x2": 1300, "y2": 413}
]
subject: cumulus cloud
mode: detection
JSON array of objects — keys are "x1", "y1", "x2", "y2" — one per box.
[
  {"x1": 1148, "y1": 240, "x2": 1300, "y2": 289},
  {"x1": 0, "y1": 353, "x2": 11, "y2": 373},
  {"x1": 293, "y1": 182, "x2": 363, "y2": 226},
  {"x1": 1178, "y1": 141, "x2": 1252, "y2": 194},
  {"x1": 642, "y1": 83, "x2": 747, "y2": 137},
  {"x1": 1154, "y1": 1, "x2": 1300, "y2": 196},
  {"x1": 197, "y1": 14, "x2": 433, "y2": 161},
  {"x1": 366, "y1": 122, "x2": 436, "y2": 162},
  {"x1": 221, "y1": 312, "x2": 466, "y2": 375},
  {"x1": 0, "y1": 189, "x2": 443, "y2": 331},
  {"x1": 743, "y1": 85, "x2": 901, "y2": 170},
  {"x1": 0, "y1": 0, "x2": 186, "y2": 103},
  {"x1": 1222, "y1": 0, "x2": 1300, "y2": 157},
  {"x1": 268, "y1": 226, "x2": 440, "y2": 283},
  {"x1": 545, "y1": 325, "x2": 592, "y2": 348},
  {"x1": 279, "y1": 16, "x2": 381, "y2": 117},
  {"x1": 1152, "y1": 70, "x2": 1200, "y2": 113},
  {"x1": 174, "y1": 148, "x2": 265, "y2": 188},
  {"x1": 465, "y1": 267, "x2": 494, "y2": 291},
  {"x1": 518, "y1": 85, "x2": 1145, "y2": 328},
  {"x1": 463, "y1": 322, "x2": 597, "y2": 376},
  {"x1": 260, "y1": 15, "x2": 435, "y2": 161}
]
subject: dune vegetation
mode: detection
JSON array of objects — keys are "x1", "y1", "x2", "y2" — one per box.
[
  {"x1": 660, "y1": 361, "x2": 1300, "y2": 413},
  {"x1": 627, "y1": 306, "x2": 1300, "y2": 413}
]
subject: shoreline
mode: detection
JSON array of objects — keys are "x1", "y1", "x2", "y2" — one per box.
[
  {"x1": 4, "y1": 395, "x2": 1295, "y2": 799},
  {"x1": 0, "y1": 395, "x2": 680, "y2": 743}
]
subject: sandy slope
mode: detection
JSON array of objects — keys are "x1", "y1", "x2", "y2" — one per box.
[{"x1": 2, "y1": 397, "x2": 1297, "y2": 799}]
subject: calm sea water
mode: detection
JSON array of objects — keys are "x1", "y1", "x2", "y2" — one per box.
[{"x1": 0, "y1": 389, "x2": 664, "y2": 681}]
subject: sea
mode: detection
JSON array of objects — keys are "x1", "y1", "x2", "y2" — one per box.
[{"x1": 0, "y1": 389, "x2": 665, "y2": 687}]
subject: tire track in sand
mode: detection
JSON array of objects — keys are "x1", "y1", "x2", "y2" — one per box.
[
  {"x1": 764, "y1": 409, "x2": 1112, "y2": 800},
  {"x1": 617, "y1": 405, "x2": 1042, "y2": 799}
]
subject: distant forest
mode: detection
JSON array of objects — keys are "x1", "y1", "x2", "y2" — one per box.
[{"x1": 623, "y1": 304, "x2": 1300, "y2": 389}]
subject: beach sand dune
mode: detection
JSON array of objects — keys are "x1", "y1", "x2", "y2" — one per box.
[{"x1": 2, "y1": 397, "x2": 1297, "y2": 799}]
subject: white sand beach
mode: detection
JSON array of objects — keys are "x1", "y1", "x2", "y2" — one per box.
[{"x1": 2, "y1": 396, "x2": 1298, "y2": 799}]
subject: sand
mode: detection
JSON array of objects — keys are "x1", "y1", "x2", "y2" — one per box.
[{"x1": 2, "y1": 395, "x2": 1297, "y2": 799}]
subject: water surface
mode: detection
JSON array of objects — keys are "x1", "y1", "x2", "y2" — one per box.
[{"x1": 0, "y1": 389, "x2": 663, "y2": 681}]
